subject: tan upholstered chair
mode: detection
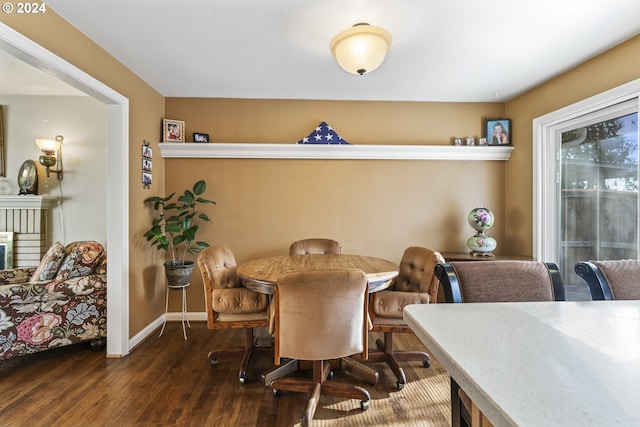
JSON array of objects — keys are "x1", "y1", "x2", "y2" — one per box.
[
  {"x1": 574, "y1": 259, "x2": 640, "y2": 300},
  {"x1": 367, "y1": 246, "x2": 444, "y2": 389},
  {"x1": 197, "y1": 246, "x2": 270, "y2": 384},
  {"x1": 269, "y1": 269, "x2": 371, "y2": 425},
  {"x1": 434, "y1": 260, "x2": 565, "y2": 304},
  {"x1": 289, "y1": 238, "x2": 342, "y2": 255},
  {"x1": 434, "y1": 260, "x2": 565, "y2": 427}
]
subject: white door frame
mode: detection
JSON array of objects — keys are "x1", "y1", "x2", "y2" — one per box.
[
  {"x1": 0, "y1": 22, "x2": 130, "y2": 356},
  {"x1": 533, "y1": 79, "x2": 640, "y2": 262}
]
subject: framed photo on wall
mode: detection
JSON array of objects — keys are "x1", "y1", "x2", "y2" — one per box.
[
  {"x1": 142, "y1": 171, "x2": 152, "y2": 186},
  {"x1": 484, "y1": 118, "x2": 511, "y2": 145},
  {"x1": 162, "y1": 119, "x2": 185, "y2": 142},
  {"x1": 142, "y1": 144, "x2": 152, "y2": 159},
  {"x1": 141, "y1": 140, "x2": 152, "y2": 189}
]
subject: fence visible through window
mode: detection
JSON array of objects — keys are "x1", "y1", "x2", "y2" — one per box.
[{"x1": 561, "y1": 111, "x2": 639, "y2": 291}]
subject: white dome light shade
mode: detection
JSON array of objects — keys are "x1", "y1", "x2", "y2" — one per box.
[
  {"x1": 35, "y1": 137, "x2": 61, "y2": 153},
  {"x1": 330, "y1": 23, "x2": 392, "y2": 75}
]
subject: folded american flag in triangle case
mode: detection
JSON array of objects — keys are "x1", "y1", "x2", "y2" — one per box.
[{"x1": 296, "y1": 121, "x2": 350, "y2": 144}]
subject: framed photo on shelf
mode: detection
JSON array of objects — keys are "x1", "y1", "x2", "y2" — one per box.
[
  {"x1": 162, "y1": 119, "x2": 185, "y2": 142},
  {"x1": 193, "y1": 132, "x2": 210, "y2": 143},
  {"x1": 484, "y1": 118, "x2": 511, "y2": 145}
]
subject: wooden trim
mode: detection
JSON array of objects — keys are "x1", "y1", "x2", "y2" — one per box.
[
  {"x1": 0, "y1": 195, "x2": 58, "y2": 209},
  {"x1": 159, "y1": 142, "x2": 513, "y2": 161}
]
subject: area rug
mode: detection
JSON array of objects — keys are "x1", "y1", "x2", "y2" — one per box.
[{"x1": 307, "y1": 364, "x2": 451, "y2": 427}]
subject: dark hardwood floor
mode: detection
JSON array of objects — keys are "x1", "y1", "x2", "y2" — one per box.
[{"x1": 0, "y1": 323, "x2": 450, "y2": 427}]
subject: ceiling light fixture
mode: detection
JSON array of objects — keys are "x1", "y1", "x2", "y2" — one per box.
[{"x1": 330, "y1": 23, "x2": 392, "y2": 76}]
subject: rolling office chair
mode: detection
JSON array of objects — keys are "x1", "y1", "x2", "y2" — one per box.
[
  {"x1": 574, "y1": 259, "x2": 640, "y2": 300},
  {"x1": 434, "y1": 260, "x2": 565, "y2": 427},
  {"x1": 269, "y1": 268, "x2": 371, "y2": 426},
  {"x1": 289, "y1": 238, "x2": 342, "y2": 255},
  {"x1": 367, "y1": 246, "x2": 444, "y2": 389},
  {"x1": 197, "y1": 246, "x2": 270, "y2": 384}
]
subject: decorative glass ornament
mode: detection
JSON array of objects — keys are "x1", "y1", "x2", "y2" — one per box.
[{"x1": 467, "y1": 206, "x2": 497, "y2": 256}]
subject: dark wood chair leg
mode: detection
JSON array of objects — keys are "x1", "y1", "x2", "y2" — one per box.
[
  {"x1": 208, "y1": 327, "x2": 272, "y2": 384},
  {"x1": 237, "y1": 330, "x2": 254, "y2": 383},
  {"x1": 270, "y1": 359, "x2": 371, "y2": 425},
  {"x1": 302, "y1": 382, "x2": 322, "y2": 427},
  {"x1": 339, "y1": 356, "x2": 380, "y2": 384},
  {"x1": 367, "y1": 331, "x2": 430, "y2": 389},
  {"x1": 261, "y1": 358, "x2": 299, "y2": 385}
]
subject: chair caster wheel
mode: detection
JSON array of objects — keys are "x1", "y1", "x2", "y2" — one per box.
[
  {"x1": 397, "y1": 381, "x2": 405, "y2": 390},
  {"x1": 273, "y1": 389, "x2": 282, "y2": 397},
  {"x1": 210, "y1": 358, "x2": 218, "y2": 367},
  {"x1": 239, "y1": 375, "x2": 248, "y2": 384},
  {"x1": 360, "y1": 400, "x2": 369, "y2": 411},
  {"x1": 423, "y1": 359, "x2": 431, "y2": 368}
]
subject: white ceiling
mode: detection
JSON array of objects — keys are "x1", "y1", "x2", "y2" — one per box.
[{"x1": 4, "y1": 0, "x2": 640, "y2": 101}]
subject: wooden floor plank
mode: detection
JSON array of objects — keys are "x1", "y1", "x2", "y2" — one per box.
[{"x1": 0, "y1": 323, "x2": 451, "y2": 427}]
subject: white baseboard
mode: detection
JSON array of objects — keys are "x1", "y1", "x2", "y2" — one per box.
[
  {"x1": 166, "y1": 311, "x2": 207, "y2": 322},
  {"x1": 127, "y1": 312, "x2": 208, "y2": 351},
  {"x1": 129, "y1": 314, "x2": 164, "y2": 350}
]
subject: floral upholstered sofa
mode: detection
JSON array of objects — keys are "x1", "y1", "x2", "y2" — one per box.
[{"x1": 0, "y1": 240, "x2": 106, "y2": 361}]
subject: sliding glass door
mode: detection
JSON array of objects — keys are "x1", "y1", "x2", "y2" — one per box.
[{"x1": 560, "y1": 104, "x2": 639, "y2": 288}]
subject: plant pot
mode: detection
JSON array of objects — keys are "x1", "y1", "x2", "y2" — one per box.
[{"x1": 164, "y1": 260, "x2": 195, "y2": 287}]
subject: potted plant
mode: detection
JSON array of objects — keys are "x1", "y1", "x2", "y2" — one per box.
[{"x1": 143, "y1": 179, "x2": 215, "y2": 286}]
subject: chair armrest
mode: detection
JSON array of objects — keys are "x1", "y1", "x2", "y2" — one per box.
[
  {"x1": 574, "y1": 261, "x2": 613, "y2": 300},
  {"x1": 212, "y1": 287, "x2": 268, "y2": 314},
  {"x1": 0, "y1": 273, "x2": 106, "y2": 306},
  {"x1": 545, "y1": 262, "x2": 565, "y2": 301},
  {"x1": 434, "y1": 263, "x2": 463, "y2": 303},
  {"x1": 370, "y1": 290, "x2": 429, "y2": 319},
  {"x1": 0, "y1": 268, "x2": 35, "y2": 286}
]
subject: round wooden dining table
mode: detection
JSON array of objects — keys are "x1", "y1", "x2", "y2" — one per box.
[{"x1": 237, "y1": 253, "x2": 399, "y2": 295}]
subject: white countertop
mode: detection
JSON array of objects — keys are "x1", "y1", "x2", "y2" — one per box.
[{"x1": 404, "y1": 301, "x2": 640, "y2": 427}]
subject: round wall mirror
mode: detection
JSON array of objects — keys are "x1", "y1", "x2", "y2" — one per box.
[{"x1": 18, "y1": 159, "x2": 38, "y2": 195}]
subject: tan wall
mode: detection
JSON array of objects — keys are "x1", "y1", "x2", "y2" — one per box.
[
  {"x1": 165, "y1": 98, "x2": 506, "y2": 312},
  {"x1": 166, "y1": 98, "x2": 502, "y2": 145},
  {"x1": 504, "y1": 34, "x2": 640, "y2": 256},
  {"x1": 0, "y1": 12, "x2": 167, "y2": 337}
]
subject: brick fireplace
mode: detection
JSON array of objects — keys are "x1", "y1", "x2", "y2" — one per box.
[{"x1": 0, "y1": 196, "x2": 57, "y2": 268}]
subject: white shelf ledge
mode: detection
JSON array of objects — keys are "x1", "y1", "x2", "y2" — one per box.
[
  {"x1": 159, "y1": 143, "x2": 513, "y2": 161},
  {"x1": 0, "y1": 195, "x2": 59, "y2": 209}
]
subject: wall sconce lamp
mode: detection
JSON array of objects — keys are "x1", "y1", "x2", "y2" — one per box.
[
  {"x1": 35, "y1": 135, "x2": 64, "y2": 180},
  {"x1": 330, "y1": 23, "x2": 392, "y2": 75}
]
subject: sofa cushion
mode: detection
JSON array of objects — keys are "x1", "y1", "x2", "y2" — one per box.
[
  {"x1": 30, "y1": 241, "x2": 65, "y2": 282},
  {"x1": 55, "y1": 241, "x2": 105, "y2": 280}
]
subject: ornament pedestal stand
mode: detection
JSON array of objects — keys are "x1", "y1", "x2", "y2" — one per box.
[{"x1": 159, "y1": 282, "x2": 191, "y2": 340}]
